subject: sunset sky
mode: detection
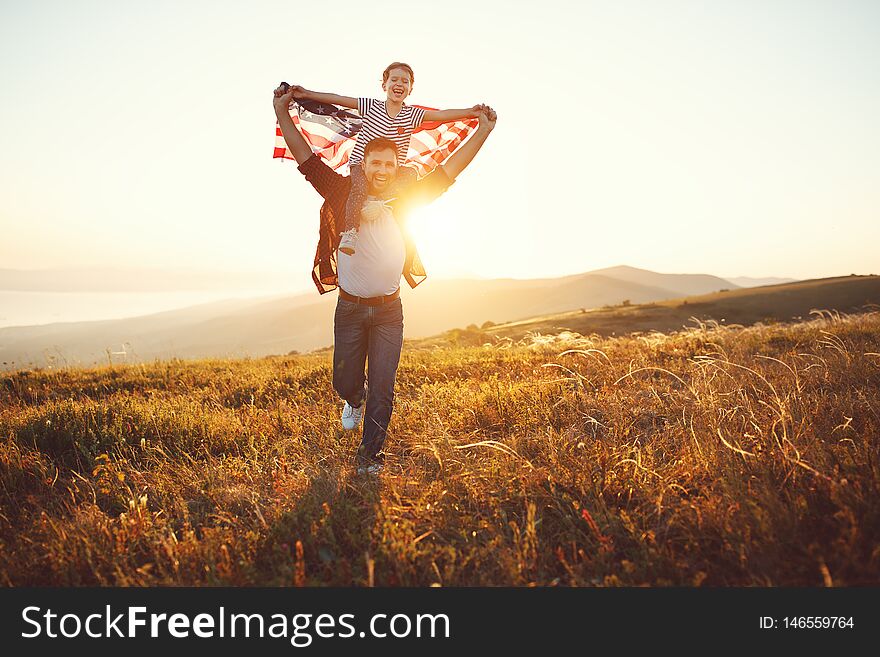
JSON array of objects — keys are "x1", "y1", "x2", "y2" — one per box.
[{"x1": 1, "y1": 0, "x2": 878, "y2": 294}]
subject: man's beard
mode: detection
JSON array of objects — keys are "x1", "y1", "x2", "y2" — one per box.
[{"x1": 366, "y1": 177, "x2": 396, "y2": 198}]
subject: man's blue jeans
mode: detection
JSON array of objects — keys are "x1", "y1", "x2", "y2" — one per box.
[{"x1": 332, "y1": 294, "x2": 404, "y2": 461}]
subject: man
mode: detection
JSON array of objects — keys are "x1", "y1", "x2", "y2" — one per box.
[{"x1": 273, "y1": 83, "x2": 496, "y2": 474}]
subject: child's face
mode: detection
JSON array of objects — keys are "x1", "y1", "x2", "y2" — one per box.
[{"x1": 382, "y1": 68, "x2": 413, "y2": 103}]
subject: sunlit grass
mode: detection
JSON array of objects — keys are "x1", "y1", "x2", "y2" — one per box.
[{"x1": 1, "y1": 311, "x2": 878, "y2": 586}]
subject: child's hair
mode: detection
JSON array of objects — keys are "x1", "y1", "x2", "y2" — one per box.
[
  {"x1": 363, "y1": 137, "x2": 400, "y2": 160},
  {"x1": 382, "y1": 62, "x2": 415, "y2": 85}
]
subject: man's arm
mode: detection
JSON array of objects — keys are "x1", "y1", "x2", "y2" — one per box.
[
  {"x1": 273, "y1": 83, "x2": 348, "y2": 200},
  {"x1": 441, "y1": 106, "x2": 497, "y2": 180},
  {"x1": 423, "y1": 106, "x2": 481, "y2": 123},
  {"x1": 288, "y1": 84, "x2": 358, "y2": 110},
  {"x1": 397, "y1": 106, "x2": 496, "y2": 210},
  {"x1": 273, "y1": 83, "x2": 314, "y2": 164}
]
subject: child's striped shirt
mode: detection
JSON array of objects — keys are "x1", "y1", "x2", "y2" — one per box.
[{"x1": 349, "y1": 98, "x2": 426, "y2": 166}]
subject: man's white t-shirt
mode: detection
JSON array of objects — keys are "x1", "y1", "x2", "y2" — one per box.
[{"x1": 337, "y1": 200, "x2": 406, "y2": 297}]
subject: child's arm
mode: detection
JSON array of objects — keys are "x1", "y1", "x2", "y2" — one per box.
[
  {"x1": 423, "y1": 105, "x2": 482, "y2": 123},
  {"x1": 289, "y1": 84, "x2": 357, "y2": 110}
]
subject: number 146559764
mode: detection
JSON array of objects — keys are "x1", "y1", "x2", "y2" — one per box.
[{"x1": 783, "y1": 617, "x2": 854, "y2": 629}]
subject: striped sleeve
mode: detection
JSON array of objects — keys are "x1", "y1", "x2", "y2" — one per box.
[
  {"x1": 410, "y1": 106, "x2": 426, "y2": 129},
  {"x1": 357, "y1": 97, "x2": 371, "y2": 117}
]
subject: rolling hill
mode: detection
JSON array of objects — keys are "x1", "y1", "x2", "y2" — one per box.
[
  {"x1": 0, "y1": 265, "x2": 740, "y2": 369},
  {"x1": 470, "y1": 275, "x2": 880, "y2": 343}
]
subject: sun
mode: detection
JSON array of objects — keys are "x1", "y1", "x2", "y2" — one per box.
[{"x1": 406, "y1": 201, "x2": 464, "y2": 275}]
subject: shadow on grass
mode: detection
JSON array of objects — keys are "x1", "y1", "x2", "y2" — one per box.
[{"x1": 255, "y1": 461, "x2": 383, "y2": 586}]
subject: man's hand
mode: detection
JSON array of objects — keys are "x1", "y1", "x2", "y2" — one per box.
[
  {"x1": 477, "y1": 105, "x2": 497, "y2": 132},
  {"x1": 273, "y1": 82, "x2": 314, "y2": 163},
  {"x1": 273, "y1": 82, "x2": 296, "y2": 115},
  {"x1": 441, "y1": 105, "x2": 496, "y2": 179}
]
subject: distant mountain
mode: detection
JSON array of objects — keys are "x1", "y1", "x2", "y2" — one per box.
[
  {"x1": 0, "y1": 294, "x2": 323, "y2": 369},
  {"x1": 587, "y1": 265, "x2": 740, "y2": 296},
  {"x1": 397, "y1": 269, "x2": 728, "y2": 337},
  {"x1": 0, "y1": 267, "x2": 297, "y2": 293},
  {"x1": 477, "y1": 275, "x2": 880, "y2": 343},
  {"x1": 723, "y1": 276, "x2": 798, "y2": 288},
  {"x1": 0, "y1": 265, "x2": 786, "y2": 370}
]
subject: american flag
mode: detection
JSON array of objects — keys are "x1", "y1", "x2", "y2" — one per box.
[{"x1": 274, "y1": 99, "x2": 479, "y2": 177}]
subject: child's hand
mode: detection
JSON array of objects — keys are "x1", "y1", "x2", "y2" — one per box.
[
  {"x1": 274, "y1": 82, "x2": 305, "y2": 99},
  {"x1": 361, "y1": 199, "x2": 390, "y2": 223},
  {"x1": 470, "y1": 103, "x2": 493, "y2": 118}
]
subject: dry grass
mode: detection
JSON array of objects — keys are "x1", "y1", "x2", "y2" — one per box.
[{"x1": 1, "y1": 311, "x2": 879, "y2": 586}]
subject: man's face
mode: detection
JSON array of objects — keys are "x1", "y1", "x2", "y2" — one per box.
[{"x1": 362, "y1": 147, "x2": 398, "y2": 196}]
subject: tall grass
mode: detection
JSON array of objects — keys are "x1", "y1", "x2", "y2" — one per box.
[{"x1": 1, "y1": 311, "x2": 878, "y2": 585}]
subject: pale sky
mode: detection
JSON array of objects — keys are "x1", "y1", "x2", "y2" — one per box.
[{"x1": 1, "y1": 0, "x2": 878, "y2": 294}]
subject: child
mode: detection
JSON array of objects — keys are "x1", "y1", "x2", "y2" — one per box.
[{"x1": 287, "y1": 62, "x2": 481, "y2": 255}]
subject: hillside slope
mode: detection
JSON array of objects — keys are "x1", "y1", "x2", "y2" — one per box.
[
  {"x1": 478, "y1": 275, "x2": 880, "y2": 342},
  {"x1": 0, "y1": 266, "x2": 741, "y2": 369}
]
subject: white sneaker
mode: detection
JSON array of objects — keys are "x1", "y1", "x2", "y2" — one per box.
[
  {"x1": 341, "y1": 399, "x2": 365, "y2": 431},
  {"x1": 339, "y1": 228, "x2": 357, "y2": 256},
  {"x1": 356, "y1": 448, "x2": 384, "y2": 475},
  {"x1": 356, "y1": 462, "x2": 383, "y2": 476}
]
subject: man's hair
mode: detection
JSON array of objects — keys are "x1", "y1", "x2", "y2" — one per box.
[
  {"x1": 382, "y1": 62, "x2": 415, "y2": 85},
  {"x1": 363, "y1": 137, "x2": 399, "y2": 161}
]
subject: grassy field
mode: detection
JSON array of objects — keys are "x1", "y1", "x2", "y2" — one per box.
[{"x1": 1, "y1": 309, "x2": 879, "y2": 586}]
